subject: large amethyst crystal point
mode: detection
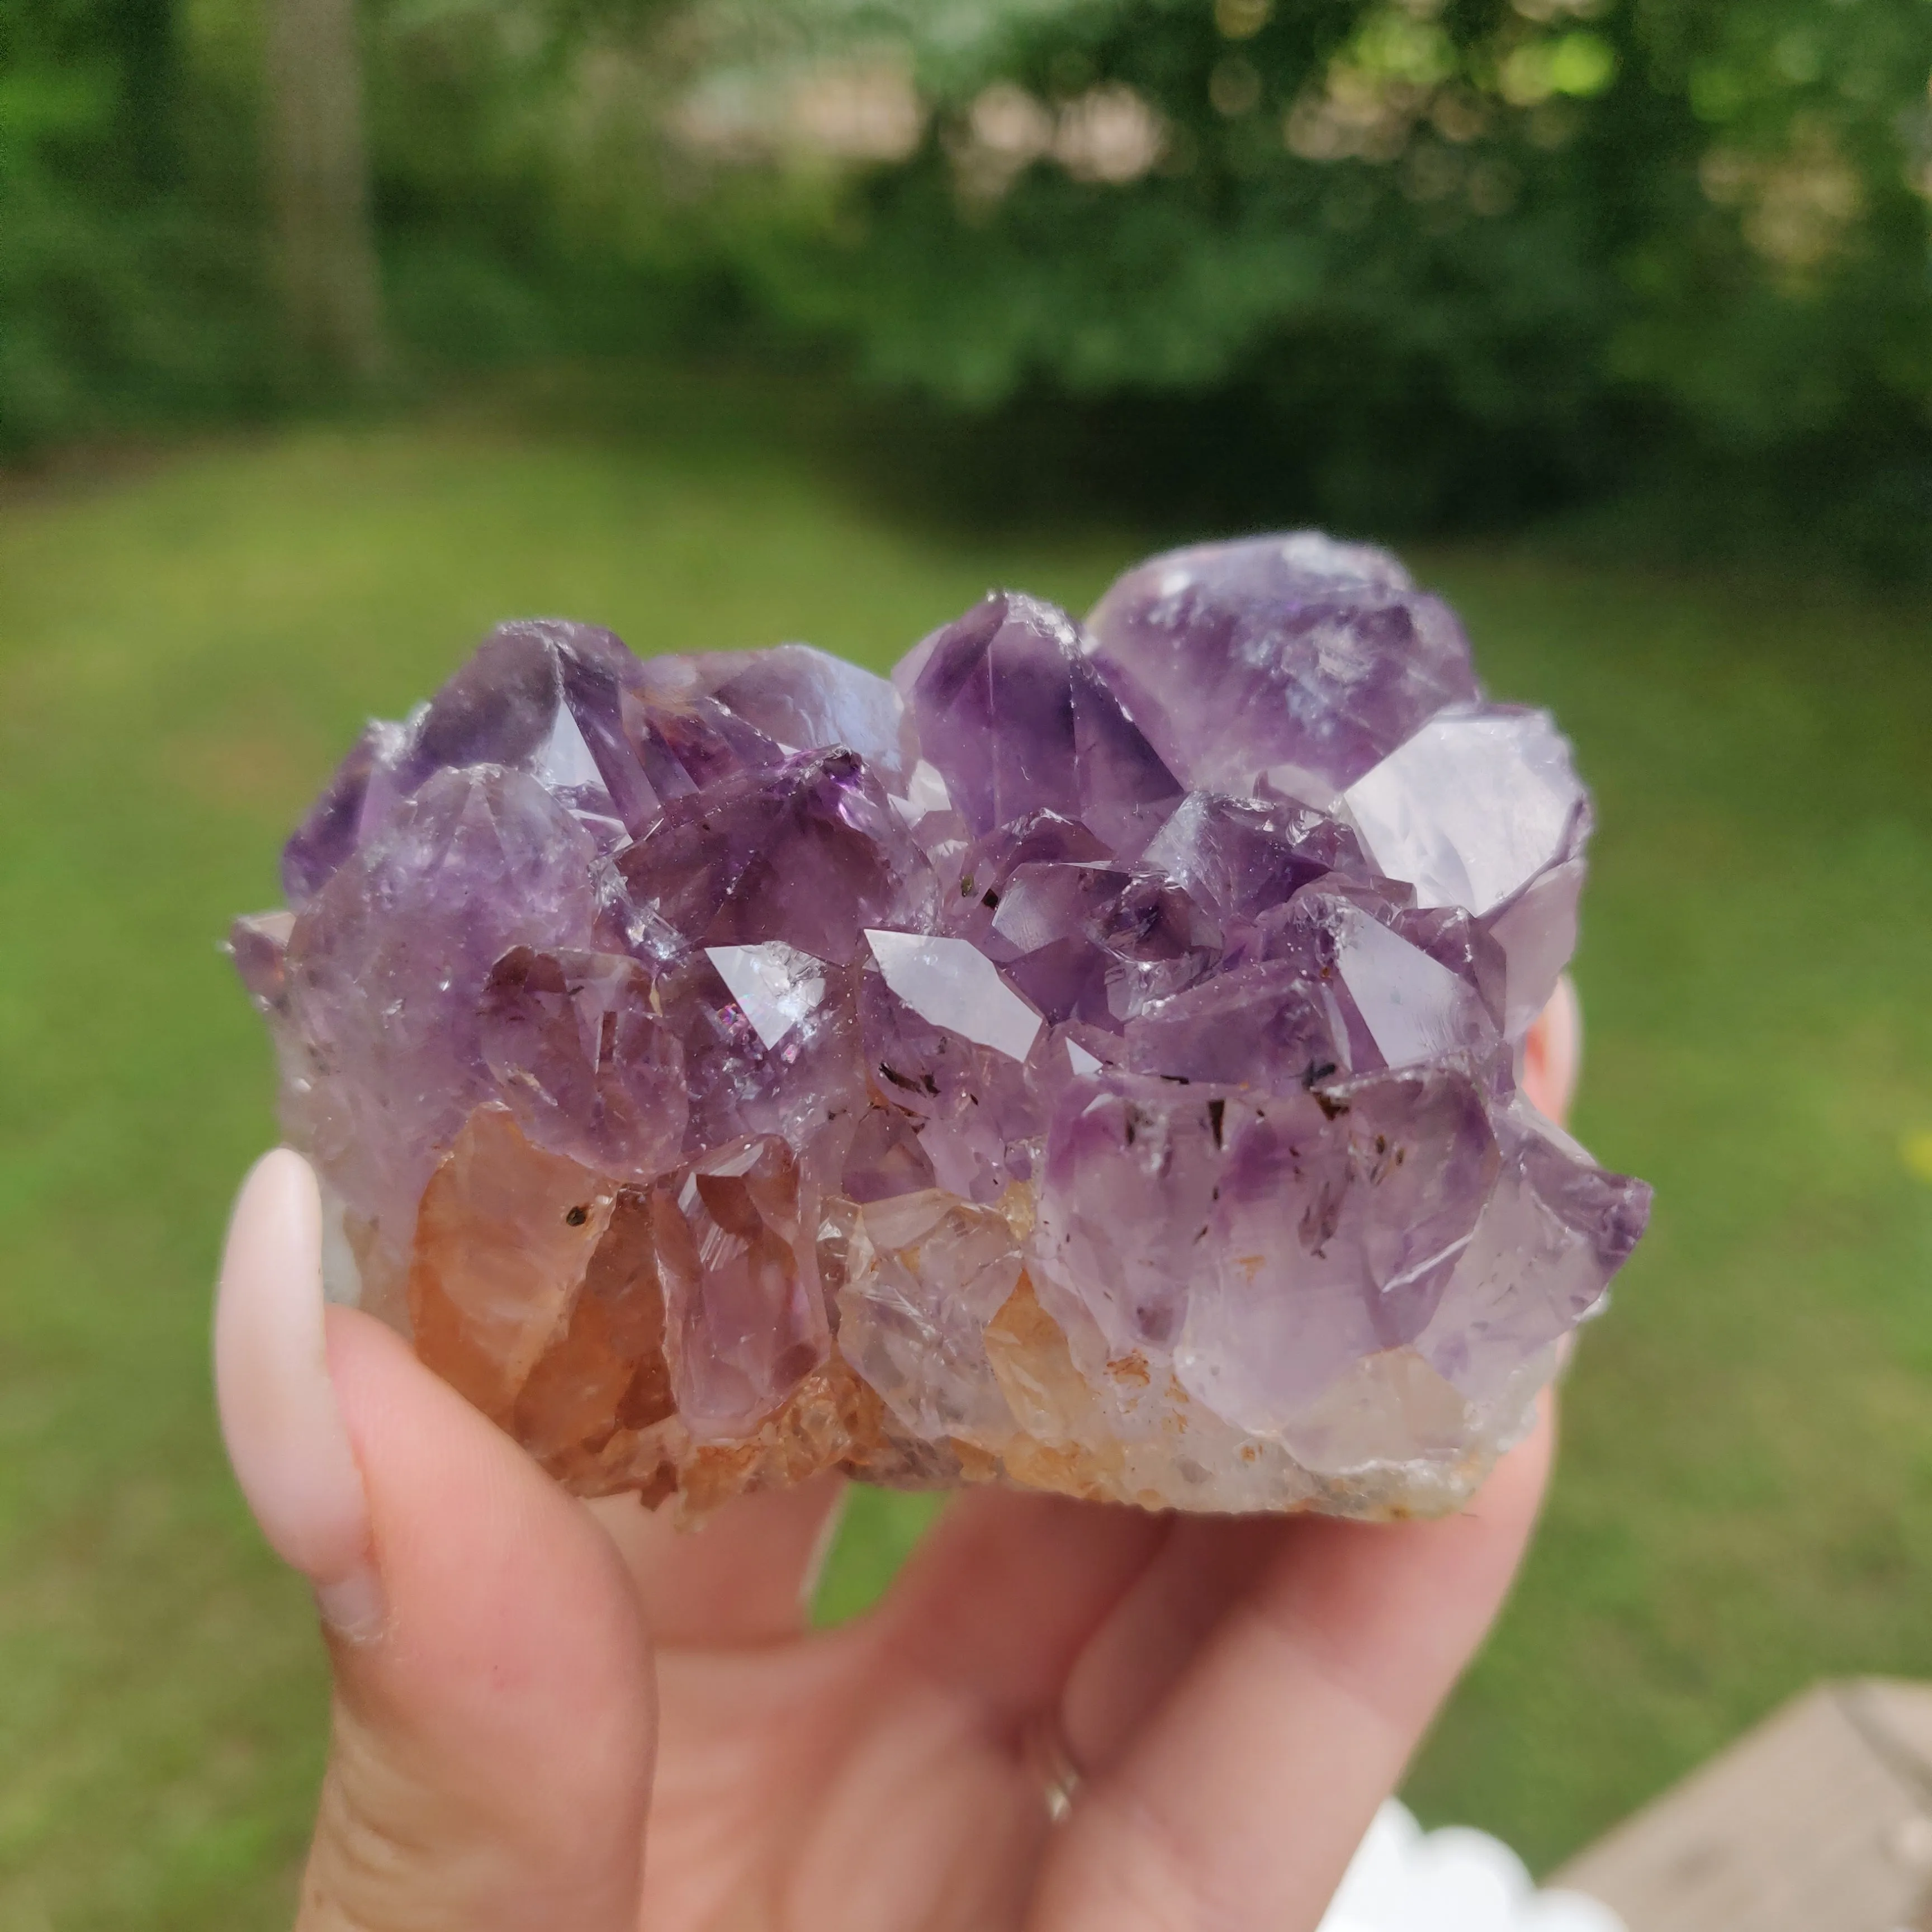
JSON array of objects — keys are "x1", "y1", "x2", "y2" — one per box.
[
  {"x1": 906, "y1": 591, "x2": 1183, "y2": 849},
  {"x1": 235, "y1": 539, "x2": 1650, "y2": 1521},
  {"x1": 1085, "y1": 533, "x2": 1481, "y2": 804}
]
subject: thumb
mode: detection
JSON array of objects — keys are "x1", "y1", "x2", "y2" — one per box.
[
  {"x1": 216, "y1": 1152, "x2": 654, "y2": 1931},
  {"x1": 1522, "y1": 973, "x2": 1582, "y2": 1128}
]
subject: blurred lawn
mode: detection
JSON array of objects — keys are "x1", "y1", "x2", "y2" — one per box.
[{"x1": 2, "y1": 380, "x2": 1929, "y2": 1926}]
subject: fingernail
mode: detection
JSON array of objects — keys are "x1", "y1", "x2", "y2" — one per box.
[
  {"x1": 316, "y1": 1568, "x2": 387, "y2": 1644},
  {"x1": 798, "y1": 1482, "x2": 850, "y2": 1619},
  {"x1": 216, "y1": 1150, "x2": 382, "y2": 1633}
]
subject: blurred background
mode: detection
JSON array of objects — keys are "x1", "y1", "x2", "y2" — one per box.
[{"x1": 2, "y1": 0, "x2": 1930, "y2": 1922}]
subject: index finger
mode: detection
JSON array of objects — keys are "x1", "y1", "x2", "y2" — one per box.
[{"x1": 585, "y1": 1474, "x2": 849, "y2": 1648}]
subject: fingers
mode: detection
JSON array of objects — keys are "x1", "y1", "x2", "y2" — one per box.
[
  {"x1": 1031, "y1": 1400, "x2": 1555, "y2": 1932},
  {"x1": 875, "y1": 1490, "x2": 1171, "y2": 1732},
  {"x1": 1058, "y1": 1513, "x2": 1281, "y2": 1777},
  {"x1": 586, "y1": 1474, "x2": 849, "y2": 1647},
  {"x1": 216, "y1": 1154, "x2": 654, "y2": 1931},
  {"x1": 1522, "y1": 973, "x2": 1582, "y2": 1127}
]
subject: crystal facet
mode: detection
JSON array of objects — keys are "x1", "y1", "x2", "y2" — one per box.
[
  {"x1": 1342, "y1": 708, "x2": 1588, "y2": 918},
  {"x1": 235, "y1": 531, "x2": 1649, "y2": 1519},
  {"x1": 864, "y1": 929, "x2": 1044, "y2": 1063}
]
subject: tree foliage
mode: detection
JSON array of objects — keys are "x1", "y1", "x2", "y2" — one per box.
[
  {"x1": 685, "y1": 0, "x2": 1932, "y2": 548},
  {"x1": 0, "y1": 0, "x2": 278, "y2": 446},
  {"x1": 2, "y1": 0, "x2": 1928, "y2": 565}
]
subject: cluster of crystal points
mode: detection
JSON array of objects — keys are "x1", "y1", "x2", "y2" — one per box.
[{"x1": 233, "y1": 533, "x2": 1649, "y2": 1519}]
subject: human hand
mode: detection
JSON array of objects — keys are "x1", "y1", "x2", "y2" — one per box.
[{"x1": 214, "y1": 987, "x2": 1579, "y2": 1931}]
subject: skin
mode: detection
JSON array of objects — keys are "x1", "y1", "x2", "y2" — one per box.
[{"x1": 221, "y1": 993, "x2": 1578, "y2": 1932}]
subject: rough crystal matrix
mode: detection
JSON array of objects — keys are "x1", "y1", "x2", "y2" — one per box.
[{"x1": 234, "y1": 535, "x2": 1650, "y2": 1518}]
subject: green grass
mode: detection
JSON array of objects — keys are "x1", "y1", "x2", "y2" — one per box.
[{"x1": 1, "y1": 380, "x2": 1928, "y2": 1923}]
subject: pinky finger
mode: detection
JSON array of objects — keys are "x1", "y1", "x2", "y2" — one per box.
[{"x1": 1029, "y1": 1399, "x2": 1555, "y2": 1932}]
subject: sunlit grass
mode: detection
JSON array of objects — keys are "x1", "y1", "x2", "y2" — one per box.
[{"x1": 1, "y1": 386, "x2": 1927, "y2": 1921}]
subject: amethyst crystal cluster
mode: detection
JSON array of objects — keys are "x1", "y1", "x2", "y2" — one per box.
[{"x1": 234, "y1": 533, "x2": 1649, "y2": 1518}]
